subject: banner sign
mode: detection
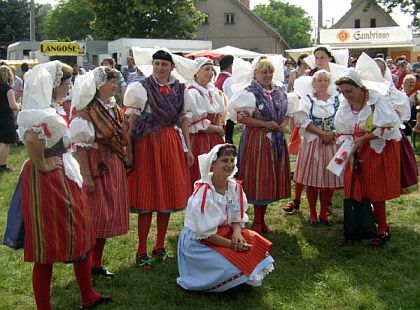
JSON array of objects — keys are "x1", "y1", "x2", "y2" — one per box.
[
  {"x1": 40, "y1": 42, "x2": 86, "y2": 55},
  {"x1": 320, "y1": 27, "x2": 412, "y2": 45}
]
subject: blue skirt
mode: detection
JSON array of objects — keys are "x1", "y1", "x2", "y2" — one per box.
[
  {"x1": 3, "y1": 174, "x2": 25, "y2": 249},
  {"x1": 177, "y1": 227, "x2": 274, "y2": 292}
]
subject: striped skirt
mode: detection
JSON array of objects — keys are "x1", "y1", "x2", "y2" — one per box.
[
  {"x1": 344, "y1": 140, "x2": 401, "y2": 202},
  {"x1": 128, "y1": 126, "x2": 191, "y2": 212},
  {"x1": 294, "y1": 137, "x2": 344, "y2": 189},
  {"x1": 190, "y1": 132, "x2": 224, "y2": 187},
  {"x1": 86, "y1": 149, "x2": 129, "y2": 238},
  {"x1": 21, "y1": 160, "x2": 94, "y2": 263},
  {"x1": 238, "y1": 127, "x2": 291, "y2": 204}
]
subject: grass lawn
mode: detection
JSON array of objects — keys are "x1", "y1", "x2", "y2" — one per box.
[{"x1": 1, "y1": 130, "x2": 420, "y2": 310}]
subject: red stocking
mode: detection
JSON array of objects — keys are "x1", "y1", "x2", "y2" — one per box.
[
  {"x1": 91, "y1": 238, "x2": 106, "y2": 269},
  {"x1": 306, "y1": 186, "x2": 318, "y2": 222},
  {"x1": 32, "y1": 263, "x2": 53, "y2": 310},
  {"x1": 319, "y1": 190, "x2": 334, "y2": 221},
  {"x1": 372, "y1": 201, "x2": 388, "y2": 235},
  {"x1": 73, "y1": 251, "x2": 100, "y2": 307},
  {"x1": 155, "y1": 212, "x2": 170, "y2": 250},
  {"x1": 294, "y1": 183, "x2": 304, "y2": 204},
  {"x1": 253, "y1": 205, "x2": 267, "y2": 233},
  {"x1": 137, "y1": 213, "x2": 153, "y2": 256}
]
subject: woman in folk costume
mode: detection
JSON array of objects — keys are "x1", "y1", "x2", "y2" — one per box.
[
  {"x1": 374, "y1": 57, "x2": 418, "y2": 190},
  {"x1": 11, "y1": 61, "x2": 110, "y2": 309},
  {"x1": 284, "y1": 46, "x2": 348, "y2": 214},
  {"x1": 124, "y1": 49, "x2": 195, "y2": 269},
  {"x1": 70, "y1": 66, "x2": 129, "y2": 277},
  {"x1": 334, "y1": 53, "x2": 402, "y2": 246},
  {"x1": 292, "y1": 70, "x2": 344, "y2": 226},
  {"x1": 188, "y1": 57, "x2": 226, "y2": 187},
  {"x1": 177, "y1": 144, "x2": 274, "y2": 292},
  {"x1": 228, "y1": 56, "x2": 298, "y2": 234}
]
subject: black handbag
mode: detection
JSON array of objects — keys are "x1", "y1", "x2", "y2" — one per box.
[{"x1": 343, "y1": 156, "x2": 377, "y2": 241}]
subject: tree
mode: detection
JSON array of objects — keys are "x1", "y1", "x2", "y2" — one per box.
[
  {"x1": 44, "y1": 0, "x2": 94, "y2": 40},
  {"x1": 372, "y1": 0, "x2": 419, "y2": 30},
  {"x1": 253, "y1": 0, "x2": 312, "y2": 49},
  {"x1": 0, "y1": 0, "x2": 51, "y2": 58},
  {"x1": 88, "y1": 0, "x2": 206, "y2": 40}
]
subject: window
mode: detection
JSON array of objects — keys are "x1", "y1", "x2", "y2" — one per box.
[
  {"x1": 225, "y1": 13, "x2": 235, "y2": 24},
  {"x1": 370, "y1": 18, "x2": 376, "y2": 28},
  {"x1": 203, "y1": 13, "x2": 209, "y2": 24},
  {"x1": 354, "y1": 19, "x2": 360, "y2": 28}
]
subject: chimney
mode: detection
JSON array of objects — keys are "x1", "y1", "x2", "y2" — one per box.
[{"x1": 240, "y1": 0, "x2": 250, "y2": 9}]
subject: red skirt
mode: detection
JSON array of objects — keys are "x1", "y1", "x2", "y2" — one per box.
[
  {"x1": 238, "y1": 127, "x2": 291, "y2": 203},
  {"x1": 128, "y1": 126, "x2": 191, "y2": 212},
  {"x1": 86, "y1": 149, "x2": 129, "y2": 238},
  {"x1": 21, "y1": 160, "x2": 94, "y2": 263},
  {"x1": 344, "y1": 140, "x2": 401, "y2": 202},
  {"x1": 202, "y1": 226, "x2": 272, "y2": 276},
  {"x1": 288, "y1": 122, "x2": 301, "y2": 156},
  {"x1": 190, "y1": 132, "x2": 224, "y2": 187}
]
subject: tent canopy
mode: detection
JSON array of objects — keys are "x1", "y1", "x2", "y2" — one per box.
[
  {"x1": 211, "y1": 45, "x2": 262, "y2": 59},
  {"x1": 184, "y1": 50, "x2": 223, "y2": 60}
]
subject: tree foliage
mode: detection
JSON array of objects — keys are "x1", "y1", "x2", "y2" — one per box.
[
  {"x1": 44, "y1": 0, "x2": 94, "y2": 41},
  {"x1": 87, "y1": 0, "x2": 206, "y2": 40},
  {"x1": 253, "y1": 0, "x2": 312, "y2": 48},
  {"x1": 374, "y1": 0, "x2": 420, "y2": 30},
  {"x1": 0, "y1": 0, "x2": 51, "y2": 58}
]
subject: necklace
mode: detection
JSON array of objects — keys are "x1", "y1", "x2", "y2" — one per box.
[{"x1": 350, "y1": 90, "x2": 367, "y2": 115}]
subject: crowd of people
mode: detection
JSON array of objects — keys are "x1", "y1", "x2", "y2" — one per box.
[{"x1": 0, "y1": 47, "x2": 419, "y2": 308}]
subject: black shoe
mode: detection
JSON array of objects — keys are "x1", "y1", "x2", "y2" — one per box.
[
  {"x1": 0, "y1": 165, "x2": 14, "y2": 173},
  {"x1": 319, "y1": 219, "x2": 334, "y2": 227},
  {"x1": 80, "y1": 295, "x2": 112, "y2": 309},
  {"x1": 91, "y1": 267, "x2": 114, "y2": 278}
]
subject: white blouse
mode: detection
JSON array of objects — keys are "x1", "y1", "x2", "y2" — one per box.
[
  {"x1": 227, "y1": 87, "x2": 299, "y2": 122},
  {"x1": 334, "y1": 90, "x2": 401, "y2": 154},
  {"x1": 123, "y1": 75, "x2": 195, "y2": 119},
  {"x1": 294, "y1": 93, "x2": 339, "y2": 143},
  {"x1": 187, "y1": 81, "x2": 226, "y2": 133},
  {"x1": 69, "y1": 98, "x2": 117, "y2": 149},
  {"x1": 184, "y1": 175, "x2": 249, "y2": 240}
]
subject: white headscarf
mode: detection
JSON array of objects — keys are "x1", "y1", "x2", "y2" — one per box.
[
  {"x1": 131, "y1": 47, "x2": 197, "y2": 82},
  {"x1": 17, "y1": 61, "x2": 67, "y2": 148},
  {"x1": 304, "y1": 46, "x2": 349, "y2": 68},
  {"x1": 231, "y1": 54, "x2": 285, "y2": 93},
  {"x1": 198, "y1": 144, "x2": 238, "y2": 179},
  {"x1": 338, "y1": 53, "x2": 389, "y2": 94},
  {"x1": 71, "y1": 66, "x2": 109, "y2": 111}
]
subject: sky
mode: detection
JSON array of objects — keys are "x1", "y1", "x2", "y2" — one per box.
[
  {"x1": 251, "y1": 0, "x2": 411, "y2": 29},
  {"x1": 36, "y1": 0, "x2": 411, "y2": 29}
]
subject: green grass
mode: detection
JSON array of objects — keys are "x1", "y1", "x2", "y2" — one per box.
[{"x1": 1, "y1": 134, "x2": 420, "y2": 310}]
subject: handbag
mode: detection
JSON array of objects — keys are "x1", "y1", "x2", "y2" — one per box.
[{"x1": 343, "y1": 155, "x2": 377, "y2": 241}]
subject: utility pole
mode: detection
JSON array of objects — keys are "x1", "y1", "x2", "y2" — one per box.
[
  {"x1": 317, "y1": 0, "x2": 322, "y2": 44},
  {"x1": 30, "y1": 0, "x2": 35, "y2": 41}
]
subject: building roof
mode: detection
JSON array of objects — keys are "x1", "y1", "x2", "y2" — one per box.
[
  {"x1": 331, "y1": 0, "x2": 398, "y2": 29},
  {"x1": 230, "y1": 0, "x2": 290, "y2": 49}
]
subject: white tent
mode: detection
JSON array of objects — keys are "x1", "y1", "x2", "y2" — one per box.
[{"x1": 211, "y1": 45, "x2": 262, "y2": 59}]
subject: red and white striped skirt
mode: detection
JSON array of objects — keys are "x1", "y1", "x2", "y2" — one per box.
[{"x1": 294, "y1": 137, "x2": 344, "y2": 189}]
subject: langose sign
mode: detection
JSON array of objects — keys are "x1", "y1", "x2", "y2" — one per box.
[{"x1": 40, "y1": 42, "x2": 86, "y2": 55}]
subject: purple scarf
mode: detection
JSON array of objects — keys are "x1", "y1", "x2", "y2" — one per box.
[
  {"x1": 245, "y1": 80, "x2": 288, "y2": 156},
  {"x1": 132, "y1": 76, "x2": 185, "y2": 140}
]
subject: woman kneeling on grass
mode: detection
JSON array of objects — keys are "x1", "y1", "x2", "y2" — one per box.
[{"x1": 177, "y1": 144, "x2": 274, "y2": 292}]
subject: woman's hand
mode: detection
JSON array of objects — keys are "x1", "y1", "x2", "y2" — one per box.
[
  {"x1": 83, "y1": 174, "x2": 95, "y2": 193},
  {"x1": 321, "y1": 130, "x2": 336, "y2": 144},
  {"x1": 231, "y1": 230, "x2": 251, "y2": 252},
  {"x1": 216, "y1": 126, "x2": 225, "y2": 136},
  {"x1": 186, "y1": 150, "x2": 194, "y2": 167},
  {"x1": 264, "y1": 120, "x2": 280, "y2": 132},
  {"x1": 38, "y1": 156, "x2": 62, "y2": 173}
]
